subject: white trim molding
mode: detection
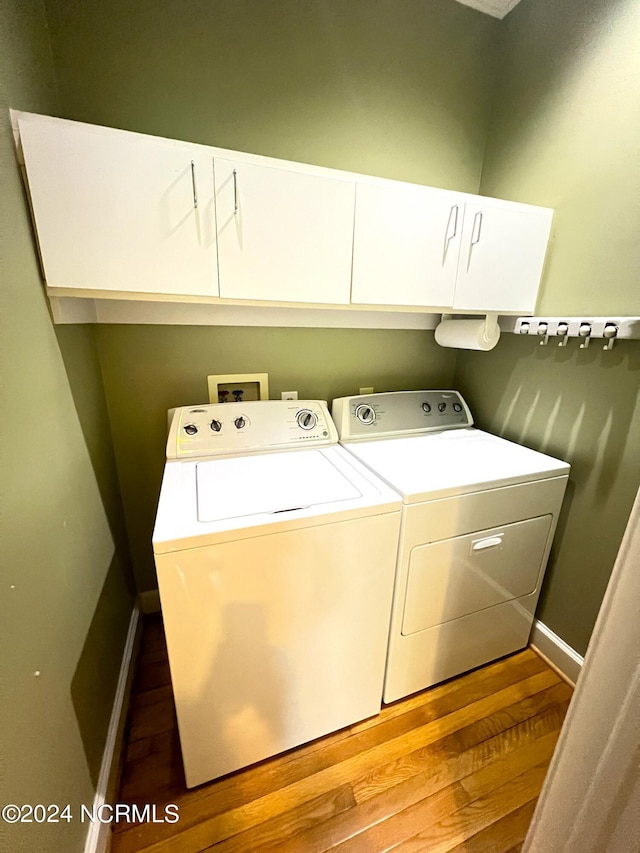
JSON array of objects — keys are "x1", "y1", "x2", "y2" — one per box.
[
  {"x1": 530, "y1": 619, "x2": 584, "y2": 687},
  {"x1": 83, "y1": 606, "x2": 142, "y2": 853},
  {"x1": 47, "y1": 296, "x2": 441, "y2": 329}
]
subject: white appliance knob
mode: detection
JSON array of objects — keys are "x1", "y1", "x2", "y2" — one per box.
[
  {"x1": 234, "y1": 416, "x2": 246, "y2": 429},
  {"x1": 296, "y1": 409, "x2": 318, "y2": 430},
  {"x1": 355, "y1": 404, "x2": 376, "y2": 425},
  {"x1": 210, "y1": 419, "x2": 222, "y2": 432},
  {"x1": 184, "y1": 423, "x2": 198, "y2": 436},
  {"x1": 422, "y1": 402, "x2": 432, "y2": 413}
]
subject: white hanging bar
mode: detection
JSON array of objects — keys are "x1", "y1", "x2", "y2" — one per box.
[{"x1": 500, "y1": 316, "x2": 640, "y2": 350}]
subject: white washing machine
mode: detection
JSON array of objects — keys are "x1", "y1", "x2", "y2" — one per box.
[
  {"x1": 152, "y1": 399, "x2": 401, "y2": 787},
  {"x1": 332, "y1": 390, "x2": 570, "y2": 704}
]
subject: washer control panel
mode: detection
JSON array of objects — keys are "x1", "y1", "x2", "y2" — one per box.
[
  {"x1": 167, "y1": 400, "x2": 337, "y2": 459},
  {"x1": 332, "y1": 390, "x2": 473, "y2": 441}
]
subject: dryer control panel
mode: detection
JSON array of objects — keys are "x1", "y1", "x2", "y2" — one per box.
[
  {"x1": 167, "y1": 400, "x2": 338, "y2": 459},
  {"x1": 332, "y1": 390, "x2": 473, "y2": 441}
]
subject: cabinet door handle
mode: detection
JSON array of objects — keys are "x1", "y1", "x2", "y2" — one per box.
[
  {"x1": 446, "y1": 204, "x2": 459, "y2": 241},
  {"x1": 233, "y1": 169, "x2": 238, "y2": 215},
  {"x1": 471, "y1": 211, "x2": 483, "y2": 245},
  {"x1": 190, "y1": 161, "x2": 198, "y2": 209}
]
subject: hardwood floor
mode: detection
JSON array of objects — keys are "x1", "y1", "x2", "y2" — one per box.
[{"x1": 111, "y1": 616, "x2": 572, "y2": 853}]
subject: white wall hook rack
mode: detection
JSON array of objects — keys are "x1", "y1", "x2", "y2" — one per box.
[{"x1": 502, "y1": 317, "x2": 640, "y2": 350}]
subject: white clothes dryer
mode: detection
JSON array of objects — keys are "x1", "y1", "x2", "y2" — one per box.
[
  {"x1": 153, "y1": 400, "x2": 401, "y2": 787},
  {"x1": 332, "y1": 390, "x2": 570, "y2": 704}
]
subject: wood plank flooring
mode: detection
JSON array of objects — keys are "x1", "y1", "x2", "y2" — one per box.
[{"x1": 111, "y1": 616, "x2": 572, "y2": 853}]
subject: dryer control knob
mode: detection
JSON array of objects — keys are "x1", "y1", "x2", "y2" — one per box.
[
  {"x1": 422, "y1": 402, "x2": 432, "y2": 413},
  {"x1": 355, "y1": 404, "x2": 376, "y2": 425},
  {"x1": 210, "y1": 419, "x2": 222, "y2": 432},
  {"x1": 453, "y1": 402, "x2": 463, "y2": 413},
  {"x1": 184, "y1": 423, "x2": 198, "y2": 436},
  {"x1": 234, "y1": 417, "x2": 246, "y2": 430},
  {"x1": 438, "y1": 402, "x2": 447, "y2": 413},
  {"x1": 296, "y1": 409, "x2": 318, "y2": 430}
]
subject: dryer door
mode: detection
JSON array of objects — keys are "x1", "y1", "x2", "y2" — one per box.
[{"x1": 402, "y1": 514, "x2": 553, "y2": 635}]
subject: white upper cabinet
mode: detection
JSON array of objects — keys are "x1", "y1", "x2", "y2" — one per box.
[
  {"x1": 17, "y1": 115, "x2": 218, "y2": 297},
  {"x1": 351, "y1": 182, "x2": 462, "y2": 308},
  {"x1": 453, "y1": 199, "x2": 553, "y2": 313},
  {"x1": 214, "y1": 157, "x2": 355, "y2": 304},
  {"x1": 352, "y1": 182, "x2": 552, "y2": 314},
  {"x1": 16, "y1": 113, "x2": 553, "y2": 319}
]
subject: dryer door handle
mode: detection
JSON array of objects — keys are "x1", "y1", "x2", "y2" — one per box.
[{"x1": 471, "y1": 535, "x2": 503, "y2": 552}]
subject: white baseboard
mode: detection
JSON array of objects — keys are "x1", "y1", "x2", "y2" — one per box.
[
  {"x1": 138, "y1": 588, "x2": 161, "y2": 614},
  {"x1": 530, "y1": 619, "x2": 584, "y2": 687},
  {"x1": 83, "y1": 605, "x2": 142, "y2": 853}
]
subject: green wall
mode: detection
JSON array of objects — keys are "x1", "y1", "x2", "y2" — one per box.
[
  {"x1": 44, "y1": 0, "x2": 500, "y2": 191},
  {"x1": 479, "y1": 0, "x2": 640, "y2": 315},
  {"x1": 0, "y1": 1, "x2": 134, "y2": 850},
  {"x1": 457, "y1": 0, "x2": 640, "y2": 653}
]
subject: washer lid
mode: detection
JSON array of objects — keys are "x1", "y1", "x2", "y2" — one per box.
[
  {"x1": 342, "y1": 429, "x2": 570, "y2": 502},
  {"x1": 196, "y1": 449, "x2": 362, "y2": 522}
]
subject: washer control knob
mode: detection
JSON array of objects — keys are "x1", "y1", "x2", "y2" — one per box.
[
  {"x1": 422, "y1": 402, "x2": 432, "y2": 413},
  {"x1": 453, "y1": 402, "x2": 463, "y2": 413},
  {"x1": 355, "y1": 404, "x2": 376, "y2": 425},
  {"x1": 438, "y1": 402, "x2": 447, "y2": 413},
  {"x1": 296, "y1": 409, "x2": 318, "y2": 430},
  {"x1": 210, "y1": 419, "x2": 222, "y2": 432},
  {"x1": 184, "y1": 423, "x2": 198, "y2": 436},
  {"x1": 234, "y1": 416, "x2": 246, "y2": 430}
]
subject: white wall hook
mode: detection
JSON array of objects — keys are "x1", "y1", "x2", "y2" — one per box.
[
  {"x1": 578, "y1": 323, "x2": 592, "y2": 348},
  {"x1": 603, "y1": 323, "x2": 618, "y2": 350},
  {"x1": 537, "y1": 321, "x2": 550, "y2": 345},
  {"x1": 511, "y1": 317, "x2": 639, "y2": 348}
]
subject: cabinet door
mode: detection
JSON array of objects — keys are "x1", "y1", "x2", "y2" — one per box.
[
  {"x1": 453, "y1": 200, "x2": 552, "y2": 313},
  {"x1": 215, "y1": 158, "x2": 355, "y2": 304},
  {"x1": 351, "y1": 182, "x2": 462, "y2": 307},
  {"x1": 19, "y1": 116, "x2": 218, "y2": 296}
]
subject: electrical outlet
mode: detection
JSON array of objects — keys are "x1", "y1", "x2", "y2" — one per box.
[
  {"x1": 281, "y1": 391, "x2": 298, "y2": 401},
  {"x1": 359, "y1": 387, "x2": 374, "y2": 395}
]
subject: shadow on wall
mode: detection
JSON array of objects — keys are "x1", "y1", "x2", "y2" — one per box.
[
  {"x1": 52, "y1": 325, "x2": 136, "y2": 784},
  {"x1": 53, "y1": 324, "x2": 134, "y2": 566},
  {"x1": 499, "y1": 340, "x2": 640, "y2": 505},
  {"x1": 71, "y1": 553, "x2": 134, "y2": 786},
  {"x1": 455, "y1": 335, "x2": 640, "y2": 654}
]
